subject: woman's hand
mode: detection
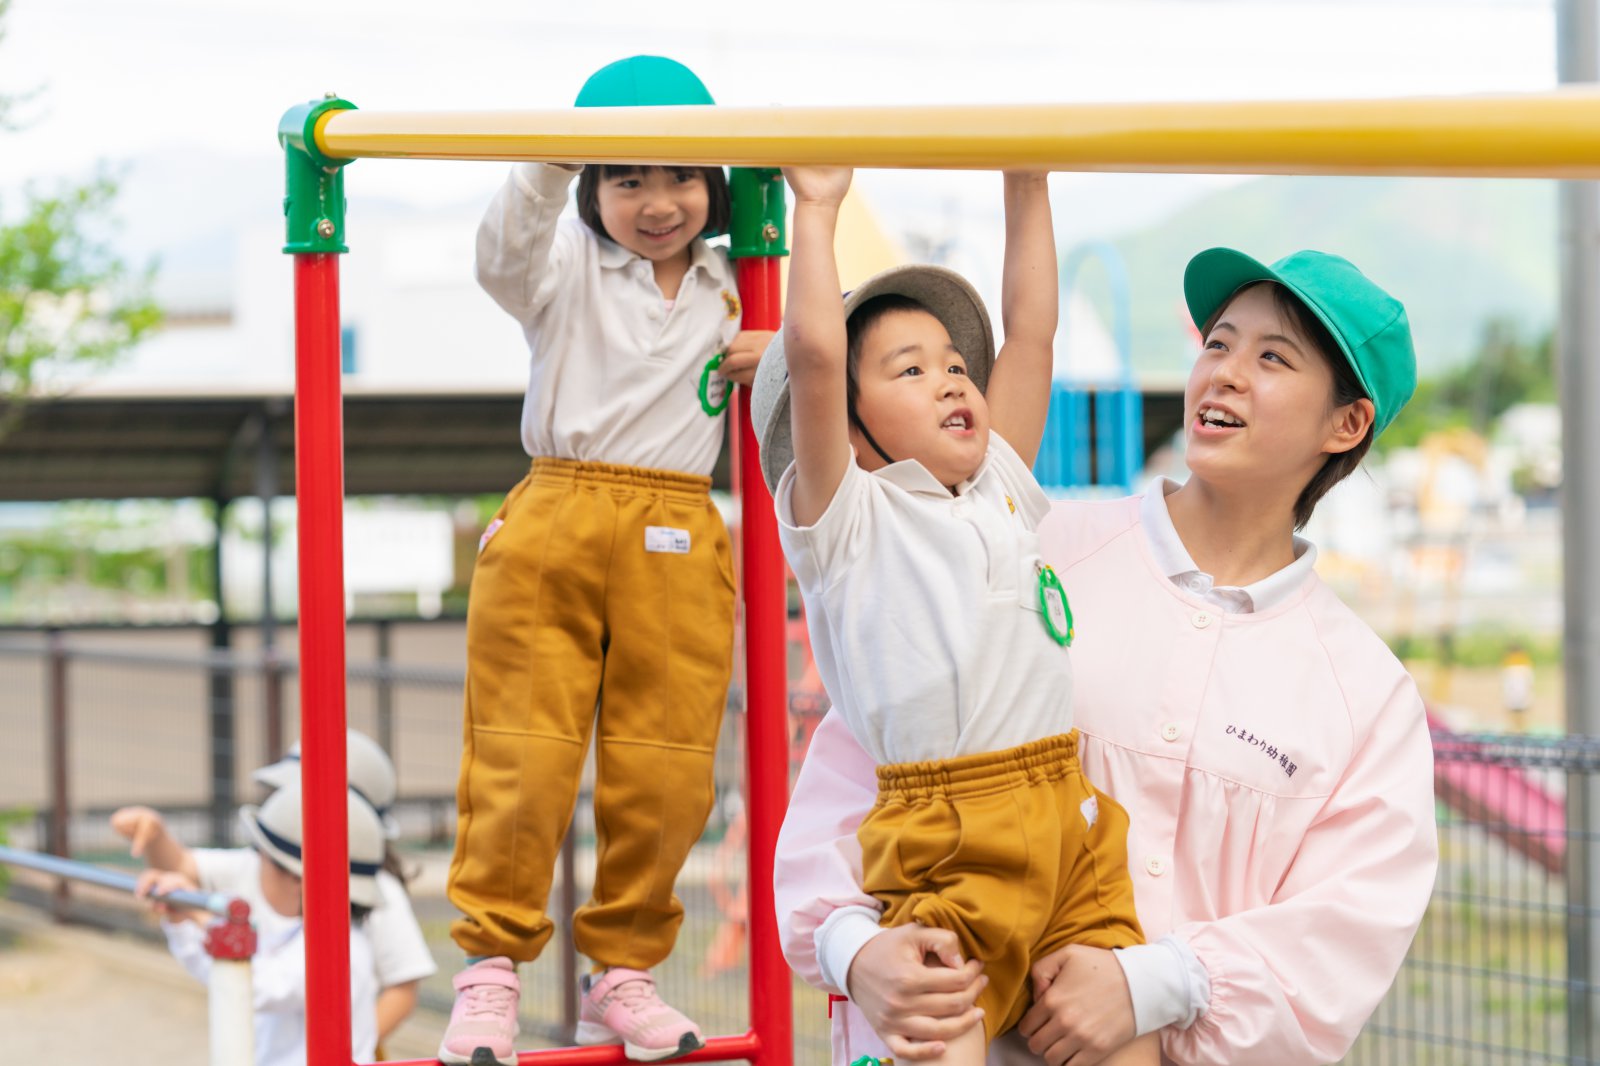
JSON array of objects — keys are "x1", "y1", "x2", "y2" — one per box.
[
  {"x1": 784, "y1": 166, "x2": 853, "y2": 207},
  {"x1": 845, "y1": 923, "x2": 988, "y2": 1061},
  {"x1": 716, "y1": 330, "x2": 775, "y2": 386},
  {"x1": 1017, "y1": 944, "x2": 1138, "y2": 1066}
]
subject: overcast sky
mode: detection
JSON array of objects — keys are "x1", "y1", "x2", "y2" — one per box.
[{"x1": 1, "y1": 0, "x2": 1559, "y2": 209}]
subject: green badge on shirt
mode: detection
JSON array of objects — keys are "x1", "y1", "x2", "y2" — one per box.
[
  {"x1": 1037, "y1": 563, "x2": 1074, "y2": 647},
  {"x1": 698, "y1": 351, "x2": 730, "y2": 416}
]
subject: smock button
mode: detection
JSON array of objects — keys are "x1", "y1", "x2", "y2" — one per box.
[
  {"x1": 1146, "y1": 856, "x2": 1167, "y2": 877},
  {"x1": 1161, "y1": 722, "x2": 1181, "y2": 742},
  {"x1": 1191, "y1": 611, "x2": 1212, "y2": 629}
]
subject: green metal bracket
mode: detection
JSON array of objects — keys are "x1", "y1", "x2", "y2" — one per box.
[
  {"x1": 727, "y1": 167, "x2": 788, "y2": 260},
  {"x1": 278, "y1": 96, "x2": 357, "y2": 254}
]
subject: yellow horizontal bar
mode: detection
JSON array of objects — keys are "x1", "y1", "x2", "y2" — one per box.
[{"x1": 316, "y1": 89, "x2": 1600, "y2": 178}]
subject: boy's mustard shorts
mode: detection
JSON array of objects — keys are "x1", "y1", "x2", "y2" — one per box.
[
  {"x1": 447, "y1": 458, "x2": 736, "y2": 969},
  {"x1": 859, "y1": 731, "x2": 1145, "y2": 1040}
]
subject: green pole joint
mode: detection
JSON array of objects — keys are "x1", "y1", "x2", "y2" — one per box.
[
  {"x1": 727, "y1": 167, "x2": 788, "y2": 260},
  {"x1": 278, "y1": 96, "x2": 357, "y2": 254}
]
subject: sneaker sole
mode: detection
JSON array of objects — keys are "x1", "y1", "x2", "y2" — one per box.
[
  {"x1": 574, "y1": 1022, "x2": 703, "y2": 1063},
  {"x1": 573, "y1": 1021, "x2": 623, "y2": 1047},
  {"x1": 436, "y1": 1046, "x2": 517, "y2": 1066}
]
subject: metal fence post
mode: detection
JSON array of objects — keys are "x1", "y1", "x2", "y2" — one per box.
[
  {"x1": 45, "y1": 629, "x2": 69, "y2": 921},
  {"x1": 210, "y1": 495, "x2": 238, "y2": 847},
  {"x1": 1560, "y1": 1, "x2": 1600, "y2": 1058},
  {"x1": 376, "y1": 618, "x2": 395, "y2": 759},
  {"x1": 559, "y1": 820, "x2": 578, "y2": 1043},
  {"x1": 264, "y1": 644, "x2": 285, "y2": 765}
]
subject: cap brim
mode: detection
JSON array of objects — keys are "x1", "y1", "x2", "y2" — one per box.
[
  {"x1": 1183, "y1": 248, "x2": 1281, "y2": 334},
  {"x1": 1183, "y1": 247, "x2": 1377, "y2": 412},
  {"x1": 751, "y1": 264, "x2": 995, "y2": 494}
]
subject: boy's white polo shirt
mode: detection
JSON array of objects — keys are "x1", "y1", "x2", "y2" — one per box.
[{"x1": 776, "y1": 433, "x2": 1072, "y2": 766}]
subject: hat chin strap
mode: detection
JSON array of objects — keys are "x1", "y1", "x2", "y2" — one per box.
[{"x1": 848, "y1": 397, "x2": 896, "y2": 467}]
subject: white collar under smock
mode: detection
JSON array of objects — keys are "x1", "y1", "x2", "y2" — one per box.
[{"x1": 1138, "y1": 476, "x2": 1317, "y2": 615}]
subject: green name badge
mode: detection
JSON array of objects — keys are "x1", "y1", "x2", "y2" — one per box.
[
  {"x1": 1037, "y1": 563, "x2": 1074, "y2": 647},
  {"x1": 698, "y1": 351, "x2": 730, "y2": 416}
]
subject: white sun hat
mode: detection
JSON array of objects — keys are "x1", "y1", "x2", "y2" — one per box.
[
  {"x1": 750, "y1": 263, "x2": 995, "y2": 493},
  {"x1": 253, "y1": 729, "x2": 400, "y2": 839},
  {"x1": 238, "y1": 778, "x2": 385, "y2": 908}
]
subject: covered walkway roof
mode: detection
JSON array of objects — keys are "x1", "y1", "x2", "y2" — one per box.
[
  {"x1": 0, "y1": 383, "x2": 1186, "y2": 503},
  {"x1": 0, "y1": 386, "x2": 529, "y2": 503}
]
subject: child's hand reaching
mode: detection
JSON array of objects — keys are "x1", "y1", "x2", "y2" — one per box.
[
  {"x1": 784, "y1": 166, "x2": 853, "y2": 207},
  {"x1": 111, "y1": 805, "x2": 168, "y2": 860},
  {"x1": 136, "y1": 867, "x2": 208, "y2": 926},
  {"x1": 716, "y1": 330, "x2": 775, "y2": 387}
]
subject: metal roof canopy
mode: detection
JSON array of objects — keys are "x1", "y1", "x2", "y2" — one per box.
[
  {"x1": 0, "y1": 387, "x2": 530, "y2": 503},
  {"x1": 0, "y1": 385, "x2": 1186, "y2": 504}
]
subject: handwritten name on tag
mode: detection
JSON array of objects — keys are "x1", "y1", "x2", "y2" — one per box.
[{"x1": 645, "y1": 526, "x2": 691, "y2": 554}]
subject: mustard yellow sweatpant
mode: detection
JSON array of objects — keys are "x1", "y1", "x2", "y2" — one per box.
[
  {"x1": 859, "y1": 732, "x2": 1145, "y2": 1040},
  {"x1": 448, "y1": 458, "x2": 736, "y2": 969}
]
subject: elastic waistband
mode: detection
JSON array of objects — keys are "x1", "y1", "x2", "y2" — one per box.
[
  {"x1": 529, "y1": 457, "x2": 712, "y2": 499},
  {"x1": 875, "y1": 732, "x2": 1081, "y2": 802}
]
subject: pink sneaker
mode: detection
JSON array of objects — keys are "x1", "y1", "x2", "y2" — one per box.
[
  {"x1": 438, "y1": 957, "x2": 521, "y2": 1066},
  {"x1": 574, "y1": 967, "x2": 704, "y2": 1062}
]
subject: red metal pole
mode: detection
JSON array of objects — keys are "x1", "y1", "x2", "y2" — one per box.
[
  {"x1": 735, "y1": 254, "x2": 792, "y2": 1066},
  {"x1": 381, "y1": 1033, "x2": 762, "y2": 1066},
  {"x1": 293, "y1": 251, "x2": 353, "y2": 1066}
]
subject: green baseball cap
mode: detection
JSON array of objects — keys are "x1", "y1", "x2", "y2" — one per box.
[
  {"x1": 575, "y1": 55, "x2": 715, "y2": 108},
  {"x1": 1183, "y1": 248, "x2": 1416, "y2": 436}
]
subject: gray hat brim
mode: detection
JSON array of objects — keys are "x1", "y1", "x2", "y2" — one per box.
[{"x1": 751, "y1": 264, "x2": 995, "y2": 494}]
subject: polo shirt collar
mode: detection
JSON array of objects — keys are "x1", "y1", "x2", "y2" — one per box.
[
  {"x1": 871, "y1": 450, "x2": 992, "y2": 499},
  {"x1": 1139, "y1": 476, "x2": 1317, "y2": 613}
]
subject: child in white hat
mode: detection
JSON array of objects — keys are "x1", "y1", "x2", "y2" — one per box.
[
  {"x1": 115, "y1": 728, "x2": 437, "y2": 1053},
  {"x1": 133, "y1": 780, "x2": 385, "y2": 1066},
  {"x1": 754, "y1": 167, "x2": 1157, "y2": 1066}
]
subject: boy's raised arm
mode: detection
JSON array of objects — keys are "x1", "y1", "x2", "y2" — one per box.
[
  {"x1": 782, "y1": 167, "x2": 856, "y2": 528},
  {"x1": 985, "y1": 172, "x2": 1059, "y2": 466}
]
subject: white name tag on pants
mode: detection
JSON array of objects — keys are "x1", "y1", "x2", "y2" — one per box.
[{"x1": 645, "y1": 526, "x2": 691, "y2": 554}]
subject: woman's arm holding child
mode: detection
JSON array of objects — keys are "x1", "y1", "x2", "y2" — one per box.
[
  {"x1": 984, "y1": 172, "x2": 1058, "y2": 466},
  {"x1": 781, "y1": 166, "x2": 857, "y2": 527}
]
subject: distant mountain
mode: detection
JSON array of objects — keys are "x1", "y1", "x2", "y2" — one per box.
[{"x1": 1096, "y1": 176, "x2": 1558, "y2": 377}]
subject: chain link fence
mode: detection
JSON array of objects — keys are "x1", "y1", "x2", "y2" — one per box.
[{"x1": 9, "y1": 627, "x2": 1599, "y2": 1062}]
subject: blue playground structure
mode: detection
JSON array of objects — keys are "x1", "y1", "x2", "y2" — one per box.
[{"x1": 1033, "y1": 241, "x2": 1145, "y2": 494}]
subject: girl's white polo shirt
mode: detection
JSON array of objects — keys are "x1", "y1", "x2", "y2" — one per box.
[
  {"x1": 775, "y1": 433, "x2": 1071, "y2": 766},
  {"x1": 476, "y1": 162, "x2": 743, "y2": 477}
]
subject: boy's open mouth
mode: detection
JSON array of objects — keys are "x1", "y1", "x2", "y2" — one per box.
[{"x1": 941, "y1": 408, "x2": 975, "y2": 433}]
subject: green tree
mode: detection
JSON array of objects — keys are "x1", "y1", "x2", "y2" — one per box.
[
  {"x1": 0, "y1": 0, "x2": 160, "y2": 432},
  {"x1": 1379, "y1": 316, "x2": 1555, "y2": 452}
]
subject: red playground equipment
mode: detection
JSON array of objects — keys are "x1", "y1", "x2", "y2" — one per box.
[{"x1": 278, "y1": 101, "x2": 793, "y2": 1066}]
